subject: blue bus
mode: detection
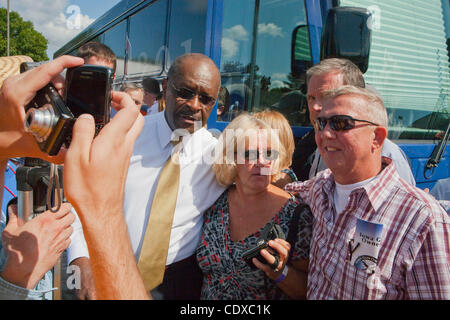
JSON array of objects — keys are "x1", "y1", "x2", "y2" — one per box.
[{"x1": 54, "y1": 0, "x2": 450, "y2": 190}]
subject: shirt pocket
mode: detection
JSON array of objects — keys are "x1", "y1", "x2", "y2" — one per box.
[{"x1": 320, "y1": 255, "x2": 396, "y2": 300}]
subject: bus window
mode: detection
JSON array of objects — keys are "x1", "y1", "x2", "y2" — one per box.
[
  {"x1": 442, "y1": 0, "x2": 450, "y2": 63},
  {"x1": 127, "y1": 0, "x2": 168, "y2": 75},
  {"x1": 103, "y1": 20, "x2": 127, "y2": 77},
  {"x1": 340, "y1": 0, "x2": 450, "y2": 140},
  {"x1": 219, "y1": 0, "x2": 310, "y2": 125},
  {"x1": 167, "y1": 0, "x2": 208, "y2": 68}
]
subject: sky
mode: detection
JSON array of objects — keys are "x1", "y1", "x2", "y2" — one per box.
[{"x1": 0, "y1": 0, "x2": 122, "y2": 58}]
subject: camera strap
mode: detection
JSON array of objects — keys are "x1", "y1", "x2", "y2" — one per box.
[
  {"x1": 271, "y1": 202, "x2": 310, "y2": 299},
  {"x1": 46, "y1": 163, "x2": 62, "y2": 213},
  {"x1": 286, "y1": 203, "x2": 310, "y2": 264}
]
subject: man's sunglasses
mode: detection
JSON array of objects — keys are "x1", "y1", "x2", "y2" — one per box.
[
  {"x1": 236, "y1": 149, "x2": 279, "y2": 161},
  {"x1": 169, "y1": 82, "x2": 216, "y2": 106},
  {"x1": 315, "y1": 115, "x2": 379, "y2": 132}
]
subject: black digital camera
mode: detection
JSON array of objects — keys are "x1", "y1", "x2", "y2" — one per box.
[
  {"x1": 242, "y1": 222, "x2": 285, "y2": 269},
  {"x1": 22, "y1": 63, "x2": 114, "y2": 156}
]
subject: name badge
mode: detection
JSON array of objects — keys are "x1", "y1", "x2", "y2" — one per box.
[{"x1": 350, "y1": 219, "x2": 383, "y2": 271}]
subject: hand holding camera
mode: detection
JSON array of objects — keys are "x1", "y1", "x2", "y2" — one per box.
[
  {"x1": 0, "y1": 55, "x2": 84, "y2": 162},
  {"x1": 23, "y1": 63, "x2": 114, "y2": 156},
  {"x1": 242, "y1": 222, "x2": 291, "y2": 277}
]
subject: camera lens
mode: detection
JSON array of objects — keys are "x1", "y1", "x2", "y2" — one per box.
[{"x1": 25, "y1": 104, "x2": 59, "y2": 142}]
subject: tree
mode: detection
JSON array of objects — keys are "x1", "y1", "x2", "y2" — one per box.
[{"x1": 0, "y1": 8, "x2": 48, "y2": 61}]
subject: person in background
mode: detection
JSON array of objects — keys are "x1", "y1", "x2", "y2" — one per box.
[
  {"x1": 121, "y1": 83, "x2": 145, "y2": 115},
  {"x1": 254, "y1": 110, "x2": 297, "y2": 188},
  {"x1": 197, "y1": 114, "x2": 311, "y2": 300},
  {"x1": 292, "y1": 58, "x2": 416, "y2": 186},
  {"x1": 159, "y1": 78, "x2": 167, "y2": 112},
  {"x1": 429, "y1": 177, "x2": 450, "y2": 214},
  {"x1": 285, "y1": 86, "x2": 450, "y2": 299},
  {"x1": 216, "y1": 86, "x2": 231, "y2": 122},
  {"x1": 142, "y1": 77, "x2": 164, "y2": 115},
  {"x1": 77, "y1": 42, "x2": 117, "y2": 125},
  {"x1": 77, "y1": 41, "x2": 116, "y2": 73},
  {"x1": 430, "y1": 177, "x2": 450, "y2": 201}
]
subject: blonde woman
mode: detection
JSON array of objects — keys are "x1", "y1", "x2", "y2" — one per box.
[
  {"x1": 196, "y1": 114, "x2": 312, "y2": 300},
  {"x1": 254, "y1": 110, "x2": 297, "y2": 188}
]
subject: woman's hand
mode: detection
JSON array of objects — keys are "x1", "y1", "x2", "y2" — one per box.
[
  {"x1": 253, "y1": 238, "x2": 308, "y2": 299},
  {"x1": 252, "y1": 238, "x2": 290, "y2": 280}
]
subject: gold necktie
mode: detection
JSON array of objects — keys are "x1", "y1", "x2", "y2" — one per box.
[{"x1": 137, "y1": 140, "x2": 181, "y2": 290}]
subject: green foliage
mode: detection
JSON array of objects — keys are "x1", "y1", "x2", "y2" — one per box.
[{"x1": 0, "y1": 8, "x2": 48, "y2": 61}]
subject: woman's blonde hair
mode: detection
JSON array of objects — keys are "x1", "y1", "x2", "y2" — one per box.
[
  {"x1": 213, "y1": 113, "x2": 285, "y2": 186},
  {"x1": 253, "y1": 110, "x2": 295, "y2": 171}
]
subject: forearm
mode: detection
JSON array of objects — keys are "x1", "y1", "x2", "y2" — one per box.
[
  {"x1": 0, "y1": 262, "x2": 35, "y2": 289},
  {"x1": 80, "y1": 207, "x2": 149, "y2": 300},
  {"x1": 276, "y1": 264, "x2": 308, "y2": 299}
]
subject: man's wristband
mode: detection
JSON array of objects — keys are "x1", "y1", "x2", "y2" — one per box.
[{"x1": 274, "y1": 265, "x2": 289, "y2": 284}]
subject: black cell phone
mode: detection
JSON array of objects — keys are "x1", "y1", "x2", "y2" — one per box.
[{"x1": 65, "y1": 64, "x2": 114, "y2": 132}]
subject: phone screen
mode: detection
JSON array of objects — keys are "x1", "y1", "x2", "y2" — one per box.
[{"x1": 66, "y1": 67, "x2": 111, "y2": 124}]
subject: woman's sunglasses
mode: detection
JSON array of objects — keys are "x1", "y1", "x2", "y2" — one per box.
[
  {"x1": 169, "y1": 82, "x2": 216, "y2": 106},
  {"x1": 315, "y1": 115, "x2": 379, "y2": 132},
  {"x1": 236, "y1": 149, "x2": 279, "y2": 161}
]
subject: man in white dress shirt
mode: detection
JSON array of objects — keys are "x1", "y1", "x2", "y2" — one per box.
[
  {"x1": 293, "y1": 58, "x2": 416, "y2": 185},
  {"x1": 68, "y1": 53, "x2": 226, "y2": 299},
  {"x1": 142, "y1": 77, "x2": 162, "y2": 116}
]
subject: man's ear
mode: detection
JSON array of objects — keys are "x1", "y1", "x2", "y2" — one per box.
[{"x1": 372, "y1": 126, "x2": 387, "y2": 152}]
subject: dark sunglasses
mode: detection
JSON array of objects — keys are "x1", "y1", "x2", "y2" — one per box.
[
  {"x1": 236, "y1": 149, "x2": 279, "y2": 161},
  {"x1": 169, "y1": 82, "x2": 216, "y2": 106},
  {"x1": 315, "y1": 115, "x2": 379, "y2": 132}
]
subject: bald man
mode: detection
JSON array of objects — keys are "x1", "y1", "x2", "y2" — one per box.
[{"x1": 68, "y1": 54, "x2": 226, "y2": 300}]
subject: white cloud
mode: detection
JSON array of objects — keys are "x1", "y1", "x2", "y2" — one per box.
[
  {"x1": 1, "y1": 0, "x2": 94, "y2": 58},
  {"x1": 223, "y1": 25, "x2": 249, "y2": 41},
  {"x1": 221, "y1": 25, "x2": 250, "y2": 59},
  {"x1": 221, "y1": 37, "x2": 239, "y2": 59},
  {"x1": 272, "y1": 73, "x2": 287, "y2": 80},
  {"x1": 43, "y1": 11, "x2": 94, "y2": 57},
  {"x1": 258, "y1": 23, "x2": 284, "y2": 37},
  {"x1": 270, "y1": 80, "x2": 288, "y2": 89}
]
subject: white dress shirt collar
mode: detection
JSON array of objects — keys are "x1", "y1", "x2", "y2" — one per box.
[
  {"x1": 157, "y1": 111, "x2": 174, "y2": 150},
  {"x1": 157, "y1": 110, "x2": 210, "y2": 158}
]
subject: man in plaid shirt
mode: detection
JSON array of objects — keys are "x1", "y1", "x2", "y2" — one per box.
[{"x1": 285, "y1": 86, "x2": 450, "y2": 299}]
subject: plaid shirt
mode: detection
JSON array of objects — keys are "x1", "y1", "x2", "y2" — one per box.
[{"x1": 285, "y1": 158, "x2": 450, "y2": 300}]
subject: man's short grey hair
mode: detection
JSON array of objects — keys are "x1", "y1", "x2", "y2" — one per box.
[
  {"x1": 323, "y1": 85, "x2": 388, "y2": 128},
  {"x1": 306, "y1": 58, "x2": 365, "y2": 88}
]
